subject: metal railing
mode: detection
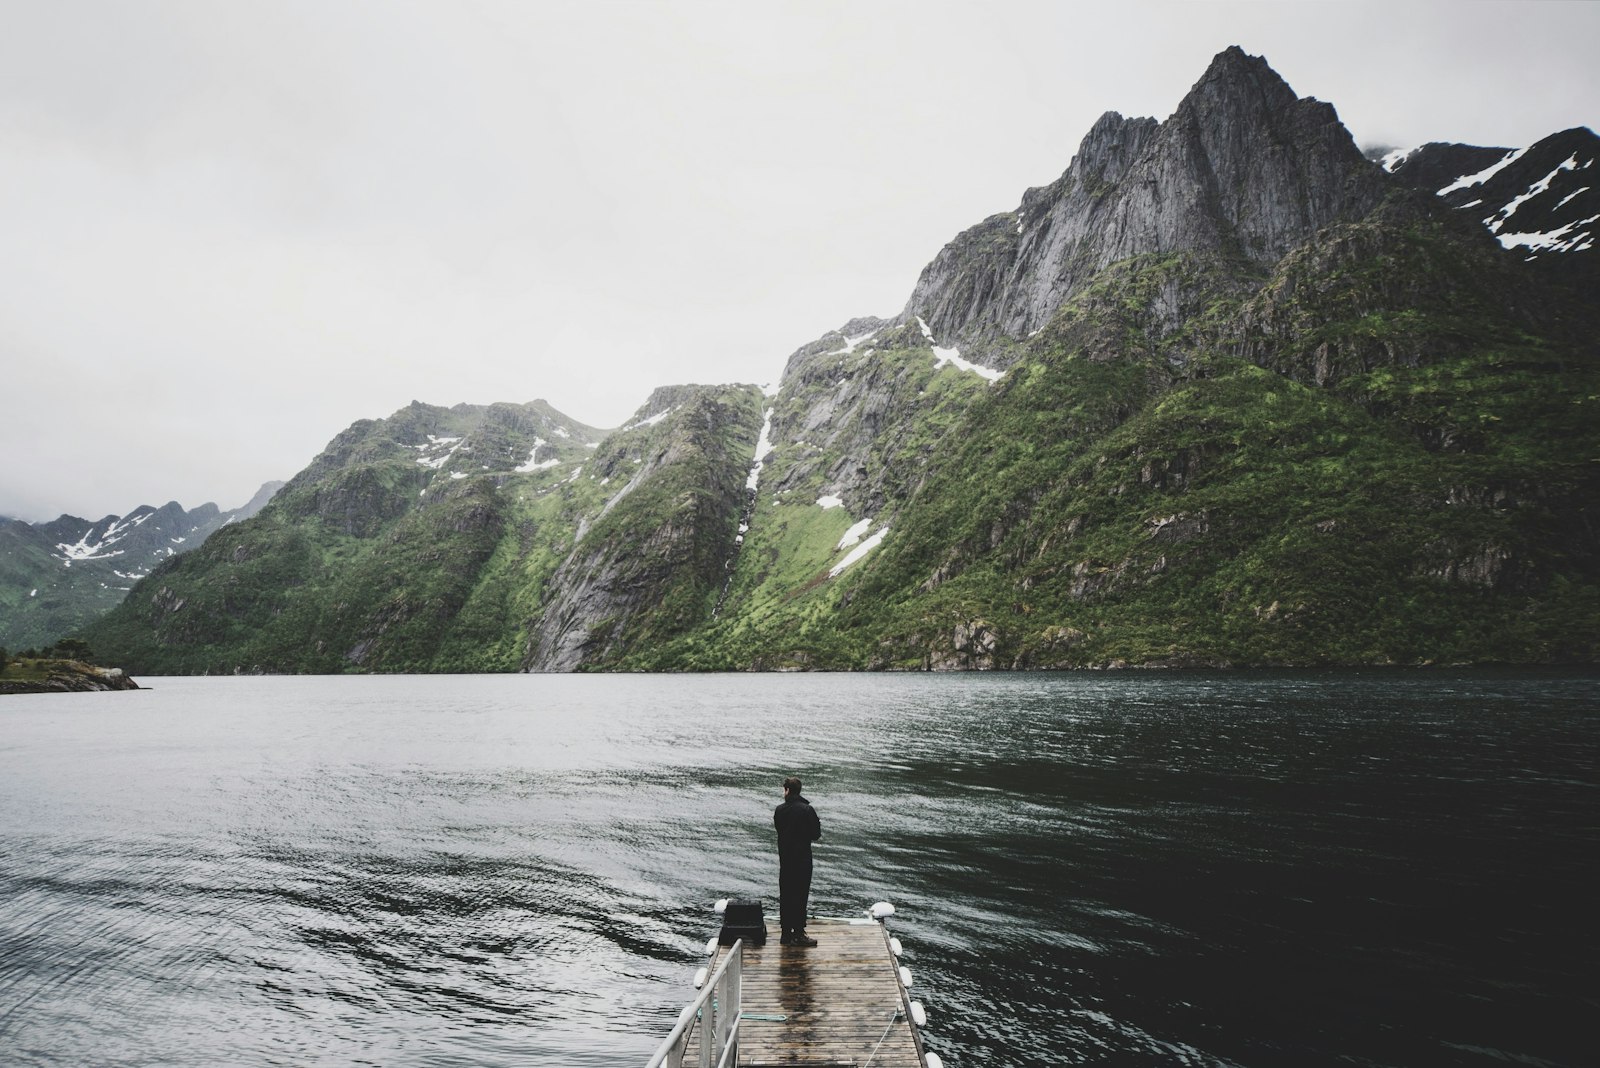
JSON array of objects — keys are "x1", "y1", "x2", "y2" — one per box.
[{"x1": 645, "y1": 939, "x2": 743, "y2": 1068}]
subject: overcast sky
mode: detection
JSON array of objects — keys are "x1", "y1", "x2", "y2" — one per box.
[{"x1": 2, "y1": 0, "x2": 1594, "y2": 522}]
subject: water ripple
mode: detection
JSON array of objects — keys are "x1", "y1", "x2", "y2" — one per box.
[{"x1": 2, "y1": 669, "x2": 1594, "y2": 1066}]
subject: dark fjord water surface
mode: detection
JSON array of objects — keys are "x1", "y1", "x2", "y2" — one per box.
[{"x1": 1, "y1": 671, "x2": 1594, "y2": 1067}]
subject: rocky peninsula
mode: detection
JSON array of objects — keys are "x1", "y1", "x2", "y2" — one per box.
[{"x1": 0, "y1": 659, "x2": 142, "y2": 695}]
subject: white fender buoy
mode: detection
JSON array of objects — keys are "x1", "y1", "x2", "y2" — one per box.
[
  {"x1": 870, "y1": 901, "x2": 896, "y2": 920},
  {"x1": 909, "y1": 1000, "x2": 927, "y2": 1027},
  {"x1": 898, "y1": 965, "x2": 913, "y2": 988},
  {"x1": 692, "y1": 966, "x2": 709, "y2": 989},
  {"x1": 925, "y1": 1053, "x2": 944, "y2": 1068},
  {"x1": 889, "y1": 936, "x2": 903, "y2": 957},
  {"x1": 713, "y1": 898, "x2": 729, "y2": 914},
  {"x1": 705, "y1": 937, "x2": 719, "y2": 956}
]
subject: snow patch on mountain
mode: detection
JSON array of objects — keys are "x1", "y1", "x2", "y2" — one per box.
[
  {"x1": 825, "y1": 329, "x2": 879, "y2": 357},
  {"x1": 1484, "y1": 155, "x2": 1586, "y2": 233},
  {"x1": 623, "y1": 407, "x2": 677, "y2": 432},
  {"x1": 746, "y1": 409, "x2": 775, "y2": 492},
  {"x1": 1464, "y1": 151, "x2": 1599, "y2": 256},
  {"x1": 1497, "y1": 215, "x2": 1598, "y2": 255},
  {"x1": 916, "y1": 317, "x2": 1004, "y2": 383},
  {"x1": 829, "y1": 526, "x2": 888, "y2": 578},
  {"x1": 1379, "y1": 147, "x2": 1418, "y2": 172},
  {"x1": 413, "y1": 435, "x2": 464, "y2": 470},
  {"x1": 837, "y1": 517, "x2": 872, "y2": 549},
  {"x1": 54, "y1": 511, "x2": 157, "y2": 564},
  {"x1": 516, "y1": 437, "x2": 562, "y2": 472},
  {"x1": 1439, "y1": 146, "x2": 1530, "y2": 195}
]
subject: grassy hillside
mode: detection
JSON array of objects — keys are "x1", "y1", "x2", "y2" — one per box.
[
  {"x1": 626, "y1": 209, "x2": 1599, "y2": 670},
  {"x1": 81, "y1": 401, "x2": 610, "y2": 674},
  {"x1": 81, "y1": 390, "x2": 769, "y2": 675},
  {"x1": 75, "y1": 205, "x2": 1600, "y2": 674}
]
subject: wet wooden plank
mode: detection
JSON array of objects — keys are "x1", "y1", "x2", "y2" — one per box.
[{"x1": 685, "y1": 917, "x2": 925, "y2": 1067}]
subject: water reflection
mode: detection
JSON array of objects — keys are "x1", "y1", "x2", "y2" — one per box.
[{"x1": 0, "y1": 670, "x2": 1594, "y2": 1066}]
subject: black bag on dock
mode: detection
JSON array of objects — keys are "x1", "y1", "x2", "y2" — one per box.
[{"x1": 719, "y1": 899, "x2": 767, "y2": 946}]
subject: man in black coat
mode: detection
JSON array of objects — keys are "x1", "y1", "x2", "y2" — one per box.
[{"x1": 774, "y1": 776, "x2": 822, "y2": 946}]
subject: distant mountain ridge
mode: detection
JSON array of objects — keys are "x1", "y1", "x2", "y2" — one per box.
[
  {"x1": 80, "y1": 48, "x2": 1599, "y2": 672},
  {"x1": 0, "y1": 482, "x2": 281, "y2": 649}
]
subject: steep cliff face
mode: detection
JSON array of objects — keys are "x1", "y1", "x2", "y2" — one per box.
[
  {"x1": 825, "y1": 218, "x2": 1598, "y2": 670},
  {"x1": 621, "y1": 47, "x2": 1598, "y2": 670},
  {"x1": 905, "y1": 47, "x2": 1388, "y2": 362},
  {"x1": 522, "y1": 384, "x2": 763, "y2": 671},
  {"x1": 762, "y1": 315, "x2": 1000, "y2": 516}
]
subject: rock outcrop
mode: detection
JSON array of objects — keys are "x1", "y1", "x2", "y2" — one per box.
[
  {"x1": 904, "y1": 47, "x2": 1388, "y2": 362},
  {"x1": 0, "y1": 660, "x2": 141, "y2": 694},
  {"x1": 523, "y1": 385, "x2": 763, "y2": 671}
]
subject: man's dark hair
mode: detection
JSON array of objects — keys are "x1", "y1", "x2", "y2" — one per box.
[{"x1": 783, "y1": 776, "x2": 803, "y2": 795}]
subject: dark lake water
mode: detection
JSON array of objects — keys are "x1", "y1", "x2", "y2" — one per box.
[{"x1": 1, "y1": 670, "x2": 1594, "y2": 1067}]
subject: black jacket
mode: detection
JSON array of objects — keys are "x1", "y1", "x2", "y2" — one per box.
[{"x1": 774, "y1": 794, "x2": 822, "y2": 862}]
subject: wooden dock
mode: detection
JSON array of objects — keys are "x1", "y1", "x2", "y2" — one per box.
[{"x1": 684, "y1": 916, "x2": 928, "y2": 1067}]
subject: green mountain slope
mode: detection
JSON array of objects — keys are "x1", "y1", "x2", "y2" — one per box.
[
  {"x1": 77, "y1": 48, "x2": 1600, "y2": 673},
  {"x1": 622, "y1": 208, "x2": 1598, "y2": 669},
  {"x1": 0, "y1": 486, "x2": 280, "y2": 651},
  {"x1": 82, "y1": 392, "x2": 767, "y2": 674}
]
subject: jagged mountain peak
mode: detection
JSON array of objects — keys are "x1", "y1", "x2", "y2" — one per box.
[
  {"x1": 298, "y1": 398, "x2": 604, "y2": 482},
  {"x1": 1169, "y1": 45, "x2": 1370, "y2": 203},
  {"x1": 901, "y1": 48, "x2": 1388, "y2": 360},
  {"x1": 1180, "y1": 44, "x2": 1301, "y2": 118},
  {"x1": 628, "y1": 384, "x2": 723, "y2": 425},
  {"x1": 1063, "y1": 111, "x2": 1162, "y2": 188},
  {"x1": 778, "y1": 315, "x2": 895, "y2": 384}
]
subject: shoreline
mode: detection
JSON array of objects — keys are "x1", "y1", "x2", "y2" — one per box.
[{"x1": 0, "y1": 660, "x2": 142, "y2": 695}]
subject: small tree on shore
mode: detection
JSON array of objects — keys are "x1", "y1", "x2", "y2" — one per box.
[{"x1": 54, "y1": 638, "x2": 92, "y2": 662}]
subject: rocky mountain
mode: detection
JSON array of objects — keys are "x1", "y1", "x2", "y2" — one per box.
[
  {"x1": 1380, "y1": 126, "x2": 1599, "y2": 288},
  {"x1": 81, "y1": 48, "x2": 1599, "y2": 672},
  {"x1": 82, "y1": 393, "x2": 765, "y2": 673},
  {"x1": 522, "y1": 385, "x2": 765, "y2": 670},
  {"x1": 907, "y1": 48, "x2": 1388, "y2": 364},
  {"x1": 0, "y1": 482, "x2": 280, "y2": 650}
]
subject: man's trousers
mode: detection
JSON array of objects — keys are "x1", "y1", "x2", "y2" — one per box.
[{"x1": 778, "y1": 857, "x2": 812, "y2": 933}]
